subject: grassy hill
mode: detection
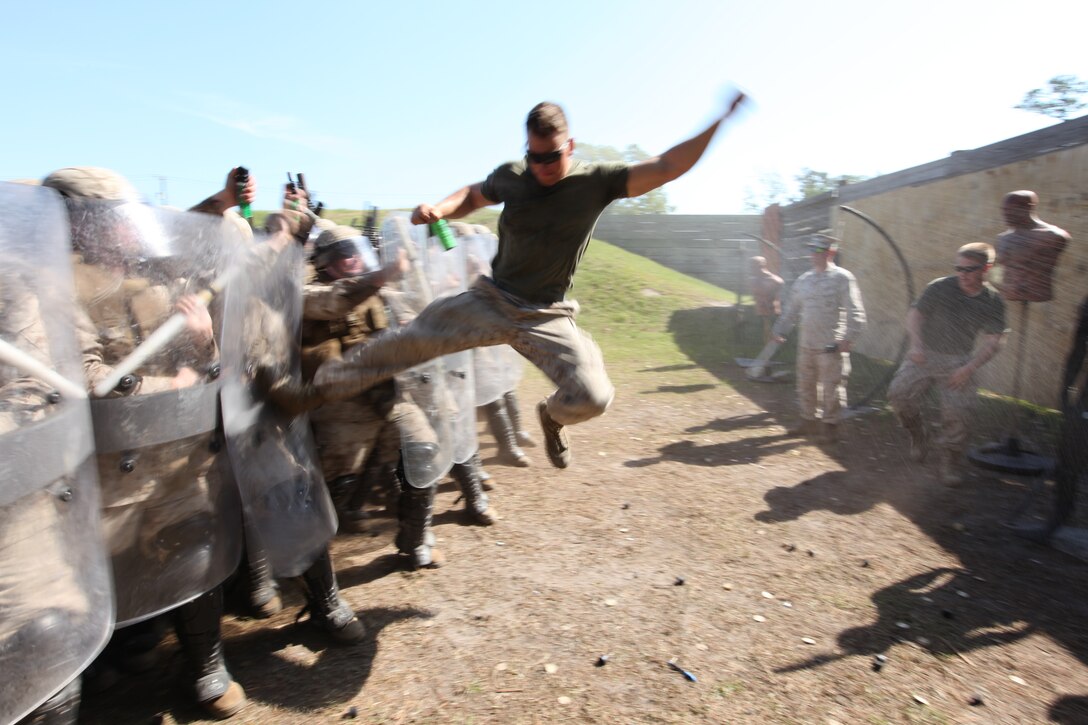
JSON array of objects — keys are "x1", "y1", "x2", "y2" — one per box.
[
  {"x1": 252, "y1": 207, "x2": 500, "y2": 233},
  {"x1": 572, "y1": 239, "x2": 739, "y2": 372}
]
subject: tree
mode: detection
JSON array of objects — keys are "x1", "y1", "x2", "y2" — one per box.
[
  {"x1": 742, "y1": 172, "x2": 789, "y2": 212},
  {"x1": 793, "y1": 168, "x2": 868, "y2": 201},
  {"x1": 1015, "y1": 75, "x2": 1088, "y2": 120},
  {"x1": 574, "y1": 142, "x2": 674, "y2": 214}
]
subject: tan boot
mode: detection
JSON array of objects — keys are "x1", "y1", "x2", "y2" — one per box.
[
  {"x1": 537, "y1": 400, "x2": 571, "y2": 468},
  {"x1": 202, "y1": 680, "x2": 247, "y2": 720}
]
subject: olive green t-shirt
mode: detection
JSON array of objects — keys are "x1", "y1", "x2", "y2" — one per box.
[
  {"x1": 915, "y1": 275, "x2": 1007, "y2": 355},
  {"x1": 481, "y1": 159, "x2": 629, "y2": 303}
]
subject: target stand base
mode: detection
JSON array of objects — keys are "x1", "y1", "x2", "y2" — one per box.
[{"x1": 968, "y1": 438, "x2": 1052, "y2": 476}]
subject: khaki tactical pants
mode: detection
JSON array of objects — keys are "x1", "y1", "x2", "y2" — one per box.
[
  {"x1": 796, "y1": 346, "x2": 849, "y2": 425},
  {"x1": 888, "y1": 352, "x2": 975, "y2": 451},
  {"x1": 317, "y1": 277, "x2": 614, "y2": 427}
]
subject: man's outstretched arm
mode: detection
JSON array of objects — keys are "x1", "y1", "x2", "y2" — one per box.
[
  {"x1": 625, "y1": 91, "x2": 747, "y2": 199},
  {"x1": 412, "y1": 183, "x2": 495, "y2": 225}
]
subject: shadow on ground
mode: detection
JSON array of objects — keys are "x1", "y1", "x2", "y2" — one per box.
[{"x1": 666, "y1": 304, "x2": 1088, "y2": 716}]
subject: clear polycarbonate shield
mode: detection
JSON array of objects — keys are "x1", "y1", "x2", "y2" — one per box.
[
  {"x1": 461, "y1": 227, "x2": 524, "y2": 405},
  {"x1": 220, "y1": 236, "x2": 337, "y2": 577},
  {"x1": 0, "y1": 182, "x2": 113, "y2": 723},
  {"x1": 424, "y1": 224, "x2": 478, "y2": 464},
  {"x1": 76, "y1": 202, "x2": 246, "y2": 626},
  {"x1": 379, "y1": 214, "x2": 453, "y2": 487}
]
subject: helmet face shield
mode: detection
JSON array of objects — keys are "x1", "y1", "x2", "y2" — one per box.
[
  {"x1": 67, "y1": 200, "x2": 174, "y2": 267},
  {"x1": 314, "y1": 235, "x2": 378, "y2": 278}
]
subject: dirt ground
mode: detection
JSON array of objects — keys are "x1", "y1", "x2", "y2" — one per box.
[{"x1": 81, "y1": 341, "x2": 1088, "y2": 724}]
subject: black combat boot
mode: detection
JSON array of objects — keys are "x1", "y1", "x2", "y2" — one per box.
[
  {"x1": 243, "y1": 534, "x2": 281, "y2": 619},
  {"x1": 451, "y1": 459, "x2": 497, "y2": 525},
  {"x1": 394, "y1": 458, "x2": 444, "y2": 569},
  {"x1": 299, "y1": 550, "x2": 365, "y2": 644},
  {"x1": 472, "y1": 450, "x2": 494, "y2": 491},
  {"x1": 504, "y1": 391, "x2": 534, "y2": 447},
  {"x1": 17, "y1": 676, "x2": 81, "y2": 725},
  {"x1": 174, "y1": 588, "x2": 246, "y2": 720},
  {"x1": 483, "y1": 399, "x2": 531, "y2": 467}
]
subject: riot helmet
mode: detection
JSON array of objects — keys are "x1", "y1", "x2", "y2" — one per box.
[{"x1": 312, "y1": 225, "x2": 378, "y2": 280}]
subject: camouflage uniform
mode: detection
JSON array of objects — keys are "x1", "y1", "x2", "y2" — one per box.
[
  {"x1": 42, "y1": 168, "x2": 246, "y2": 718},
  {"x1": 773, "y1": 262, "x2": 865, "y2": 427},
  {"x1": 302, "y1": 265, "x2": 435, "y2": 520},
  {"x1": 73, "y1": 257, "x2": 230, "y2": 620}
]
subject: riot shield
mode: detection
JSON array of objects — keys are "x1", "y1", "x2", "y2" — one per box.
[
  {"x1": 462, "y1": 227, "x2": 524, "y2": 406},
  {"x1": 427, "y1": 223, "x2": 479, "y2": 465},
  {"x1": 73, "y1": 200, "x2": 246, "y2": 626},
  {"x1": 380, "y1": 214, "x2": 453, "y2": 487},
  {"x1": 220, "y1": 236, "x2": 337, "y2": 578},
  {"x1": 0, "y1": 182, "x2": 113, "y2": 723}
]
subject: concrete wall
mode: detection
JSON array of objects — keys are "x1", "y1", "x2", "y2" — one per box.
[
  {"x1": 592, "y1": 214, "x2": 763, "y2": 294},
  {"x1": 592, "y1": 116, "x2": 1087, "y2": 406},
  {"x1": 830, "y1": 141, "x2": 1087, "y2": 406}
]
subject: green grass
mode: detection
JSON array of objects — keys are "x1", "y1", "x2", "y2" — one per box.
[
  {"x1": 252, "y1": 207, "x2": 500, "y2": 234},
  {"x1": 571, "y1": 239, "x2": 738, "y2": 370}
]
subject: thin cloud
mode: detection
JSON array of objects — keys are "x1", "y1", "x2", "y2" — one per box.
[{"x1": 166, "y1": 92, "x2": 358, "y2": 153}]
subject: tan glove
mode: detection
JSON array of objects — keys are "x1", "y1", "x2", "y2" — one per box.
[
  {"x1": 264, "y1": 209, "x2": 314, "y2": 244},
  {"x1": 252, "y1": 365, "x2": 326, "y2": 415}
]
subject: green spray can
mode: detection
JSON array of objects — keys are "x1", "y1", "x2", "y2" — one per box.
[{"x1": 429, "y1": 219, "x2": 457, "y2": 251}]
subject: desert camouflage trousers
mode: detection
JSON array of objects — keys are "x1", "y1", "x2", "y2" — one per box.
[
  {"x1": 796, "y1": 346, "x2": 850, "y2": 425},
  {"x1": 888, "y1": 352, "x2": 976, "y2": 451},
  {"x1": 311, "y1": 391, "x2": 434, "y2": 481},
  {"x1": 316, "y1": 276, "x2": 614, "y2": 426}
]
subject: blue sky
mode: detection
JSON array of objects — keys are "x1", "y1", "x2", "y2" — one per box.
[{"x1": 4, "y1": 0, "x2": 1085, "y2": 214}]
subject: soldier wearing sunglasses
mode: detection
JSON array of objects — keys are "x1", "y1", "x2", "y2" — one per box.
[
  {"x1": 888, "y1": 243, "x2": 1008, "y2": 485},
  {"x1": 315, "y1": 92, "x2": 748, "y2": 470}
]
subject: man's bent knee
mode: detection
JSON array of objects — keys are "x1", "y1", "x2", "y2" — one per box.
[{"x1": 549, "y1": 385, "x2": 613, "y2": 426}]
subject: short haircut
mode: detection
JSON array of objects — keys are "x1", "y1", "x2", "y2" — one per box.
[
  {"x1": 1003, "y1": 190, "x2": 1037, "y2": 208},
  {"x1": 526, "y1": 102, "x2": 568, "y2": 138},
  {"x1": 957, "y1": 242, "x2": 994, "y2": 265}
]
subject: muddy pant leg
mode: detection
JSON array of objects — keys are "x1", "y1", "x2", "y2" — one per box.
[
  {"x1": 818, "y1": 350, "x2": 848, "y2": 424},
  {"x1": 515, "y1": 314, "x2": 614, "y2": 426},
  {"x1": 316, "y1": 289, "x2": 513, "y2": 400},
  {"x1": 888, "y1": 359, "x2": 933, "y2": 426},
  {"x1": 933, "y1": 355, "x2": 975, "y2": 452},
  {"x1": 795, "y1": 347, "x2": 820, "y2": 422}
]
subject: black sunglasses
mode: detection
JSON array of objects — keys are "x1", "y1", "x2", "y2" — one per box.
[
  {"x1": 525, "y1": 140, "x2": 569, "y2": 165},
  {"x1": 954, "y1": 264, "x2": 984, "y2": 273}
]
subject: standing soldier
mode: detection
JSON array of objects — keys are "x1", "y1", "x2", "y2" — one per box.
[
  {"x1": 42, "y1": 167, "x2": 249, "y2": 718},
  {"x1": 773, "y1": 234, "x2": 866, "y2": 442},
  {"x1": 0, "y1": 181, "x2": 113, "y2": 725},
  {"x1": 218, "y1": 193, "x2": 365, "y2": 645},
  {"x1": 888, "y1": 243, "x2": 1007, "y2": 484}
]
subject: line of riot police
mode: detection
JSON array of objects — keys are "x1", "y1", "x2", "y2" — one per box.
[{"x1": 0, "y1": 167, "x2": 531, "y2": 723}]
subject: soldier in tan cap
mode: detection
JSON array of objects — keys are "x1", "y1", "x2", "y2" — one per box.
[{"x1": 41, "y1": 166, "x2": 251, "y2": 719}]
